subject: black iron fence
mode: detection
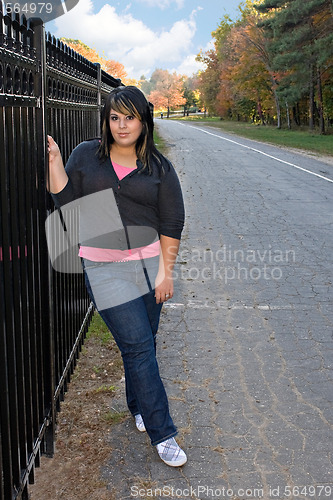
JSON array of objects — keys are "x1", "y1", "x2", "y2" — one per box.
[{"x1": 0, "y1": 8, "x2": 122, "y2": 499}]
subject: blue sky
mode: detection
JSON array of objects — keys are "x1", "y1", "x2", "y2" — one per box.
[{"x1": 47, "y1": 0, "x2": 243, "y2": 79}]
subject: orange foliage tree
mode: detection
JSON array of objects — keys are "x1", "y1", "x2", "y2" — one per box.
[
  {"x1": 222, "y1": 11, "x2": 278, "y2": 125},
  {"x1": 104, "y1": 59, "x2": 128, "y2": 82},
  {"x1": 148, "y1": 70, "x2": 186, "y2": 117},
  {"x1": 197, "y1": 48, "x2": 222, "y2": 115},
  {"x1": 197, "y1": 5, "x2": 283, "y2": 125},
  {"x1": 61, "y1": 39, "x2": 104, "y2": 65}
]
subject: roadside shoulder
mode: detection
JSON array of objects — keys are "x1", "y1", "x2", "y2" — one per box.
[{"x1": 200, "y1": 123, "x2": 333, "y2": 168}]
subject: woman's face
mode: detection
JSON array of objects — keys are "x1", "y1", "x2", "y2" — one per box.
[{"x1": 109, "y1": 109, "x2": 143, "y2": 149}]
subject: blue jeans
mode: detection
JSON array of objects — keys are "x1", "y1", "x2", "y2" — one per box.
[{"x1": 83, "y1": 259, "x2": 177, "y2": 446}]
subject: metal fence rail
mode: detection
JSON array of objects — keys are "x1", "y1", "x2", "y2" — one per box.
[{"x1": 0, "y1": 9, "x2": 121, "y2": 500}]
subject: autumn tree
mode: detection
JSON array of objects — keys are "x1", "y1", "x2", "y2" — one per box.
[
  {"x1": 233, "y1": 3, "x2": 283, "y2": 127},
  {"x1": 196, "y1": 48, "x2": 221, "y2": 115},
  {"x1": 147, "y1": 70, "x2": 186, "y2": 117},
  {"x1": 105, "y1": 59, "x2": 128, "y2": 82},
  {"x1": 224, "y1": 25, "x2": 272, "y2": 124},
  {"x1": 62, "y1": 38, "x2": 104, "y2": 65},
  {"x1": 196, "y1": 15, "x2": 234, "y2": 116},
  {"x1": 197, "y1": 4, "x2": 280, "y2": 124}
]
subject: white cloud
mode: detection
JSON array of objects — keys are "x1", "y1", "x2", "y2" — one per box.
[
  {"x1": 174, "y1": 37, "x2": 214, "y2": 77},
  {"x1": 175, "y1": 53, "x2": 203, "y2": 76},
  {"x1": 203, "y1": 38, "x2": 215, "y2": 53},
  {"x1": 53, "y1": 0, "x2": 199, "y2": 79}
]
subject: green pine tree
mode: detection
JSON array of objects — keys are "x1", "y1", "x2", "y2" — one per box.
[{"x1": 257, "y1": 0, "x2": 333, "y2": 132}]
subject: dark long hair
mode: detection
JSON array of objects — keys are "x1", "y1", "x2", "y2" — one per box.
[{"x1": 98, "y1": 86, "x2": 162, "y2": 174}]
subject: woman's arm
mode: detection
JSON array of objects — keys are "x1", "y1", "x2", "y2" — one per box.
[
  {"x1": 155, "y1": 159, "x2": 185, "y2": 304},
  {"x1": 155, "y1": 235, "x2": 180, "y2": 304},
  {"x1": 47, "y1": 135, "x2": 68, "y2": 194}
]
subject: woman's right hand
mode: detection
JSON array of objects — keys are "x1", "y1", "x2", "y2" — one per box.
[
  {"x1": 47, "y1": 135, "x2": 61, "y2": 160},
  {"x1": 47, "y1": 135, "x2": 68, "y2": 193}
]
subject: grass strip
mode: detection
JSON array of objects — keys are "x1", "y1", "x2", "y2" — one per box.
[
  {"x1": 170, "y1": 116, "x2": 333, "y2": 157},
  {"x1": 153, "y1": 128, "x2": 168, "y2": 155}
]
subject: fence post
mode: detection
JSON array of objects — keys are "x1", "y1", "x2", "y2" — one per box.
[
  {"x1": 96, "y1": 63, "x2": 102, "y2": 132},
  {"x1": 31, "y1": 19, "x2": 55, "y2": 457},
  {"x1": 0, "y1": 431, "x2": 3, "y2": 500}
]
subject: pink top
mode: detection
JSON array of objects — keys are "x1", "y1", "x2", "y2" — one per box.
[
  {"x1": 112, "y1": 162, "x2": 136, "y2": 181},
  {"x1": 79, "y1": 162, "x2": 161, "y2": 262}
]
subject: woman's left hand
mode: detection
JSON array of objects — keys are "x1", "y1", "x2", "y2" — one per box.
[{"x1": 155, "y1": 274, "x2": 174, "y2": 304}]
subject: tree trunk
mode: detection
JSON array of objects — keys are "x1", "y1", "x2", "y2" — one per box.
[
  {"x1": 270, "y1": 77, "x2": 281, "y2": 129},
  {"x1": 275, "y1": 91, "x2": 281, "y2": 129},
  {"x1": 286, "y1": 100, "x2": 291, "y2": 129},
  {"x1": 167, "y1": 106, "x2": 170, "y2": 119},
  {"x1": 293, "y1": 103, "x2": 301, "y2": 127},
  {"x1": 257, "y1": 100, "x2": 265, "y2": 125},
  {"x1": 317, "y1": 67, "x2": 325, "y2": 134},
  {"x1": 309, "y1": 64, "x2": 315, "y2": 130}
]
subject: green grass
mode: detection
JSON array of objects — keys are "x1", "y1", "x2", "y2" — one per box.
[
  {"x1": 93, "y1": 384, "x2": 117, "y2": 394},
  {"x1": 153, "y1": 129, "x2": 167, "y2": 155},
  {"x1": 101, "y1": 410, "x2": 128, "y2": 424},
  {"x1": 86, "y1": 312, "x2": 114, "y2": 345},
  {"x1": 171, "y1": 116, "x2": 333, "y2": 157}
]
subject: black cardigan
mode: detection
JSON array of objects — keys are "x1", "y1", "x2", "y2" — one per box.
[{"x1": 51, "y1": 139, "x2": 185, "y2": 250}]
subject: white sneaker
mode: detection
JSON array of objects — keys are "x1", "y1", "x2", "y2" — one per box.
[
  {"x1": 156, "y1": 437, "x2": 187, "y2": 467},
  {"x1": 134, "y1": 414, "x2": 146, "y2": 432}
]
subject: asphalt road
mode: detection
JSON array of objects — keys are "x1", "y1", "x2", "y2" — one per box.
[{"x1": 103, "y1": 120, "x2": 333, "y2": 500}]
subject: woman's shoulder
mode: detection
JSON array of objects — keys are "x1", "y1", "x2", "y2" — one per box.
[
  {"x1": 65, "y1": 138, "x2": 103, "y2": 172},
  {"x1": 72, "y1": 138, "x2": 101, "y2": 156}
]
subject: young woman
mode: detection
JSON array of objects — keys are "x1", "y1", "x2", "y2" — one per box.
[{"x1": 47, "y1": 86, "x2": 187, "y2": 467}]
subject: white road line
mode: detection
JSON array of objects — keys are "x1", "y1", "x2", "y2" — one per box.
[
  {"x1": 164, "y1": 303, "x2": 295, "y2": 310},
  {"x1": 178, "y1": 123, "x2": 333, "y2": 184}
]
